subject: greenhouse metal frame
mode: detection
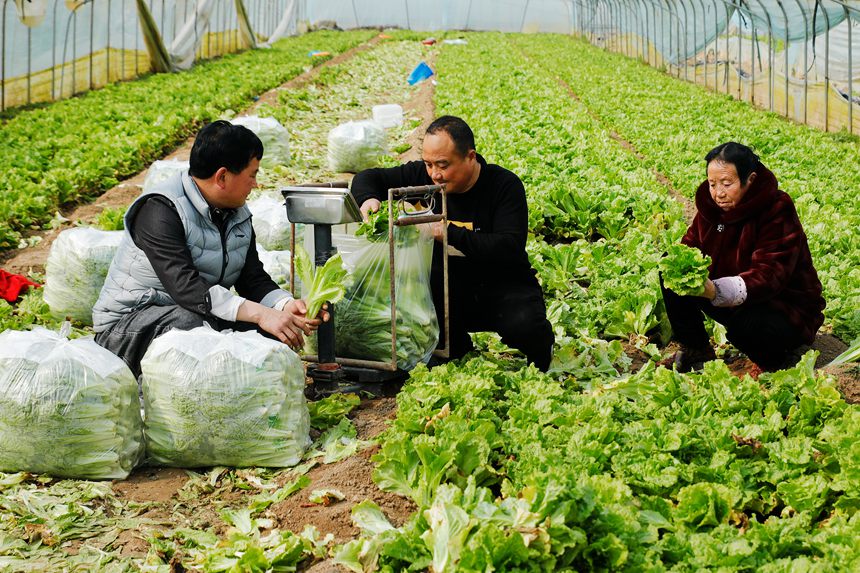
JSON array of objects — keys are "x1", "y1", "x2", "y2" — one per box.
[{"x1": 2, "y1": 0, "x2": 857, "y2": 134}]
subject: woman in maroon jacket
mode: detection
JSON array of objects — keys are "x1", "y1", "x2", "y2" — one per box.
[{"x1": 663, "y1": 142, "x2": 825, "y2": 372}]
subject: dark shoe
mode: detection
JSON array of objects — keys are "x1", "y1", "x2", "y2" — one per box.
[
  {"x1": 758, "y1": 344, "x2": 812, "y2": 372},
  {"x1": 672, "y1": 345, "x2": 717, "y2": 373}
]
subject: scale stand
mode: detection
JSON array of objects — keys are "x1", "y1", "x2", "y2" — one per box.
[
  {"x1": 281, "y1": 182, "x2": 425, "y2": 399},
  {"x1": 305, "y1": 213, "x2": 407, "y2": 398}
]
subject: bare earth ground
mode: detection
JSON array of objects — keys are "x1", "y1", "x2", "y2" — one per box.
[{"x1": 109, "y1": 397, "x2": 411, "y2": 566}]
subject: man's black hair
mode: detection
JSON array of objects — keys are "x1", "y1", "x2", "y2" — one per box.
[
  {"x1": 426, "y1": 115, "x2": 476, "y2": 157},
  {"x1": 189, "y1": 120, "x2": 264, "y2": 179},
  {"x1": 705, "y1": 141, "x2": 760, "y2": 184}
]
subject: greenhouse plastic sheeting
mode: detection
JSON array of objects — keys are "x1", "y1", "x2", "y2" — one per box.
[
  {"x1": 167, "y1": 0, "x2": 220, "y2": 70},
  {"x1": 302, "y1": 0, "x2": 574, "y2": 33},
  {"x1": 811, "y1": 19, "x2": 860, "y2": 83},
  {"x1": 0, "y1": 0, "x2": 296, "y2": 107}
]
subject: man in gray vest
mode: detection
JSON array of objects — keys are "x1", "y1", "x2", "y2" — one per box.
[{"x1": 93, "y1": 121, "x2": 322, "y2": 376}]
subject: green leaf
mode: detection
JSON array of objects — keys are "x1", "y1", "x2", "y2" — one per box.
[
  {"x1": 351, "y1": 500, "x2": 395, "y2": 535},
  {"x1": 294, "y1": 244, "x2": 349, "y2": 319},
  {"x1": 308, "y1": 393, "x2": 361, "y2": 430}
]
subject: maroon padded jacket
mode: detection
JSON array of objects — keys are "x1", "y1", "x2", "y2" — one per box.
[{"x1": 682, "y1": 164, "x2": 825, "y2": 344}]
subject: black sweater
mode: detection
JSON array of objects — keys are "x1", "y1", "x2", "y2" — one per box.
[{"x1": 350, "y1": 155, "x2": 539, "y2": 290}]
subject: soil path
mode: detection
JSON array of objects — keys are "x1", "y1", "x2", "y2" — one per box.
[{"x1": 109, "y1": 397, "x2": 411, "y2": 566}]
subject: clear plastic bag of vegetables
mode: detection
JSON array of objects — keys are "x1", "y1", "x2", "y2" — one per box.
[
  {"x1": 140, "y1": 326, "x2": 310, "y2": 468},
  {"x1": 231, "y1": 115, "x2": 291, "y2": 169},
  {"x1": 257, "y1": 244, "x2": 291, "y2": 289},
  {"x1": 0, "y1": 324, "x2": 143, "y2": 479},
  {"x1": 332, "y1": 205, "x2": 439, "y2": 370},
  {"x1": 248, "y1": 194, "x2": 293, "y2": 251},
  {"x1": 142, "y1": 159, "x2": 189, "y2": 193},
  {"x1": 327, "y1": 120, "x2": 387, "y2": 173},
  {"x1": 43, "y1": 227, "x2": 123, "y2": 325}
]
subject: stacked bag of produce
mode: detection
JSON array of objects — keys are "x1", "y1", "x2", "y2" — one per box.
[
  {"x1": 327, "y1": 120, "x2": 387, "y2": 173},
  {"x1": 334, "y1": 203, "x2": 439, "y2": 370},
  {"x1": 142, "y1": 159, "x2": 189, "y2": 193},
  {"x1": 43, "y1": 227, "x2": 123, "y2": 325},
  {"x1": 231, "y1": 115, "x2": 291, "y2": 168},
  {"x1": 248, "y1": 194, "x2": 293, "y2": 251},
  {"x1": 0, "y1": 325, "x2": 143, "y2": 479},
  {"x1": 140, "y1": 327, "x2": 310, "y2": 468},
  {"x1": 257, "y1": 245, "x2": 292, "y2": 289}
]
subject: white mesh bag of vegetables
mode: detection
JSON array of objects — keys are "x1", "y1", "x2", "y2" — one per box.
[
  {"x1": 333, "y1": 204, "x2": 439, "y2": 370},
  {"x1": 43, "y1": 227, "x2": 123, "y2": 325},
  {"x1": 140, "y1": 327, "x2": 310, "y2": 468},
  {"x1": 0, "y1": 325, "x2": 143, "y2": 479},
  {"x1": 327, "y1": 120, "x2": 387, "y2": 173},
  {"x1": 248, "y1": 194, "x2": 292, "y2": 251},
  {"x1": 231, "y1": 115, "x2": 291, "y2": 168},
  {"x1": 142, "y1": 159, "x2": 189, "y2": 193},
  {"x1": 257, "y1": 244, "x2": 291, "y2": 289}
]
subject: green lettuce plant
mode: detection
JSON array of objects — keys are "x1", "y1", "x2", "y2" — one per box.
[{"x1": 659, "y1": 243, "x2": 712, "y2": 296}]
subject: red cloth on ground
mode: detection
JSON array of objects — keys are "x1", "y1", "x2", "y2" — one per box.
[{"x1": 0, "y1": 269, "x2": 40, "y2": 302}]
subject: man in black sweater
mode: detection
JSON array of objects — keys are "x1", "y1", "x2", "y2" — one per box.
[{"x1": 350, "y1": 116, "x2": 554, "y2": 371}]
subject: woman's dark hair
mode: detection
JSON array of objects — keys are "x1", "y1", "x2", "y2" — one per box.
[
  {"x1": 189, "y1": 120, "x2": 264, "y2": 179},
  {"x1": 705, "y1": 141, "x2": 760, "y2": 184},
  {"x1": 426, "y1": 115, "x2": 476, "y2": 157}
]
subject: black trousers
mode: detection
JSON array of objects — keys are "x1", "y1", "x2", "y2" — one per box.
[
  {"x1": 432, "y1": 273, "x2": 555, "y2": 372},
  {"x1": 95, "y1": 305, "x2": 259, "y2": 378},
  {"x1": 661, "y1": 283, "x2": 806, "y2": 371}
]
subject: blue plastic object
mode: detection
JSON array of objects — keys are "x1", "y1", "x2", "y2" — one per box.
[{"x1": 407, "y1": 61, "x2": 434, "y2": 85}]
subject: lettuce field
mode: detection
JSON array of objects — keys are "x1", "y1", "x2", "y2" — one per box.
[{"x1": 0, "y1": 30, "x2": 859, "y2": 572}]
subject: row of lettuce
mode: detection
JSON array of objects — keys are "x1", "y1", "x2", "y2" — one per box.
[
  {"x1": 352, "y1": 356, "x2": 859, "y2": 571},
  {"x1": 438, "y1": 32, "x2": 687, "y2": 367},
  {"x1": 0, "y1": 29, "x2": 376, "y2": 250},
  {"x1": 343, "y1": 32, "x2": 860, "y2": 572},
  {"x1": 512, "y1": 34, "x2": 860, "y2": 342}
]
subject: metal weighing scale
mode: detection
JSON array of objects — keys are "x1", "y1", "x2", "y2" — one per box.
[{"x1": 281, "y1": 182, "x2": 450, "y2": 398}]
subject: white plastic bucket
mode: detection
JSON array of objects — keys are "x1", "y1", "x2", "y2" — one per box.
[{"x1": 372, "y1": 104, "x2": 404, "y2": 128}]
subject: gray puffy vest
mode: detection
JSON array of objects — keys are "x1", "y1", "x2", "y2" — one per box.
[{"x1": 93, "y1": 171, "x2": 253, "y2": 332}]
